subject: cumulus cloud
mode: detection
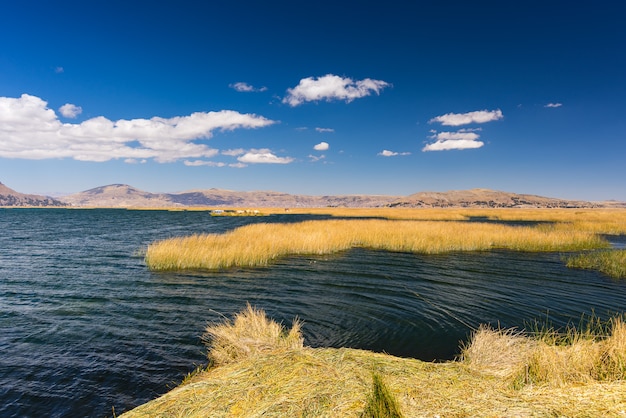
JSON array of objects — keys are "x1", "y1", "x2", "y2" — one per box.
[
  {"x1": 314, "y1": 141, "x2": 329, "y2": 151},
  {"x1": 378, "y1": 150, "x2": 411, "y2": 157},
  {"x1": 0, "y1": 94, "x2": 275, "y2": 163},
  {"x1": 59, "y1": 103, "x2": 82, "y2": 118},
  {"x1": 315, "y1": 127, "x2": 334, "y2": 133},
  {"x1": 422, "y1": 131, "x2": 484, "y2": 152},
  {"x1": 229, "y1": 82, "x2": 268, "y2": 92},
  {"x1": 432, "y1": 131, "x2": 480, "y2": 141},
  {"x1": 237, "y1": 148, "x2": 294, "y2": 164},
  {"x1": 283, "y1": 74, "x2": 390, "y2": 106},
  {"x1": 544, "y1": 102, "x2": 562, "y2": 108},
  {"x1": 429, "y1": 109, "x2": 503, "y2": 126}
]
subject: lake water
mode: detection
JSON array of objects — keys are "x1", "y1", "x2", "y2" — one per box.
[{"x1": 1, "y1": 209, "x2": 625, "y2": 417}]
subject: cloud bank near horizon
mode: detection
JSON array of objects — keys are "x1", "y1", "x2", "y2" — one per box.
[
  {"x1": 0, "y1": 94, "x2": 275, "y2": 163},
  {"x1": 283, "y1": 74, "x2": 390, "y2": 106}
]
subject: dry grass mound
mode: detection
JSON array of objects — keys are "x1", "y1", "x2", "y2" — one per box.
[
  {"x1": 120, "y1": 307, "x2": 626, "y2": 418},
  {"x1": 462, "y1": 315, "x2": 626, "y2": 388},
  {"x1": 203, "y1": 303, "x2": 303, "y2": 366},
  {"x1": 461, "y1": 325, "x2": 536, "y2": 381}
]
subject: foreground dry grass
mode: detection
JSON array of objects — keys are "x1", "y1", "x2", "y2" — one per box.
[
  {"x1": 120, "y1": 306, "x2": 626, "y2": 417},
  {"x1": 145, "y1": 218, "x2": 610, "y2": 271}
]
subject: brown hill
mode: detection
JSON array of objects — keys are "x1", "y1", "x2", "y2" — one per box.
[
  {"x1": 61, "y1": 185, "x2": 400, "y2": 208},
  {"x1": 57, "y1": 185, "x2": 614, "y2": 209},
  {"x1": 389, "y1": 188, "x2": 599, "y2": 208},
  {"x1": 60, "y1": 184, "x2": 175, "y2": 207},
  {"x1": 0, "y1": 182, "x2": 66, "y2": 207}
]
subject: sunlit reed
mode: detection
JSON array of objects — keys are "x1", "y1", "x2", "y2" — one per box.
[{"x1": 145, "y1": 218, "x2": 608, "y2": 270}]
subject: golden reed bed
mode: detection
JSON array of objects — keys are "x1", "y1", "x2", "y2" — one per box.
[{"x1": 144, "y1": 209, "x2": 626, "y2": 271}]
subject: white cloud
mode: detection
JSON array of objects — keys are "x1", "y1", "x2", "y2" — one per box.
[
  {"x1": 315, "y1": 127, "x2": 334, "y2": 133},
  {"x1": 55, "y1": 67, "x2": 64, "y2": 73},
  {"x1": 544, "y1": 102, "x2": 562, "y2": 108},
  {"x1": 431, "y1": 131, "x2": 480, "y2": 141},
  {"x1": 378, "y1": 149, "x2": 411, "y2": 157},
  {"x1": 422, "y1": 130, "x2": 485, "y2": 152},
  {"x1": 230, "y1": 82, "x2": 268, "y2": 93},
  {"x1": 429, "y1": 109, "x2": 503, "y2": 126},
  {"x1": 308, "y1": 154, "x2": 326, "y2": 162},
  {"x1": 184, "y1": 160, "x2": 226, "y2": 167},
  {"x1": 237, "y1": 148, "x2": 294, "y2": 164},
  {"x1": 283, "y1": 74, "x2": 390, "y2": 106},
  {"x1": 124, "y1": 158, "x2": 147, "y2": 164},
  {"x1": 221, "y1": 148, "x2": 246, "y2": 156},
  {"x1": 314, "y1": 141, "x2": 329, "y2": 151},
  {"x1": 0, "y1": 94, "x2": 275, "y2": 163},
  {"x1": 229, "y1": 162, "x2": 247, "y2": 168},
  {"x1": 59, "y1": 103, "x2": 82, "y2": 118}
]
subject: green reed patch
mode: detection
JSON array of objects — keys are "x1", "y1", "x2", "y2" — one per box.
[
  {"x1": 361, "y1": 373, "x2": 404, "y2": 418},
  {"x1": 566, "y1": 249, "x2": 626, "y2": 279}
]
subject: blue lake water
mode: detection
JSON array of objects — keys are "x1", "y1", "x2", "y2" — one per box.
[{"x1": 0, "y1": 208, "x2": 625, "y2": 417}]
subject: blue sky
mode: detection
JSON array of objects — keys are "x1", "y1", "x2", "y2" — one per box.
[{"x1": 1, "y1": 1, "x2": 625, "y2": 200}]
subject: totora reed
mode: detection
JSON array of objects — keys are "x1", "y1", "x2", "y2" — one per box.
[
  {"x1": 145, "y1": 217, "x2": 610, "y2": 271},
  {"x1": 120, "y1": 306, "x2": 626, "y2": 417}
]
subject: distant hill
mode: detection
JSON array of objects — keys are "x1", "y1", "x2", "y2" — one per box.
[
  {"x1": 3, "y1": 180, "x2": 621, "y2": 208},
  {"x1": 388, "y1": 188, "x2": 602, "y2": 209},
  {"x1": 57, "y1": 184, "x2": 620, "y2": 209},
  {"x1": 60, "y1": 184, "x2": 175, "y2": 207},
  {"x1": 0, "y1": 182, "x2": 66, "y2": 207},
  {"x1": 60, "y1": 184, "x2": 400, "y2": 208}
]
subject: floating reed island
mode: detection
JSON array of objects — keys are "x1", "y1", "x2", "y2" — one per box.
[
  {"x1": 120, "y1": 305, "x2": 626, "y2": 417},
  {"x1": 144, "y1": 208, "x2": 626, "y2": 274}
]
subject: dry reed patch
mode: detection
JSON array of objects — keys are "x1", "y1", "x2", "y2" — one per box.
[
  {"x1": 461, "y1": 325, "x2": 536, "y2": 380},
  {"x1": 120, "y1": 308, "x2": 626, "y2": 418},
  {"x1": 145, "y1": 219, "x2": 607, "y2": 270},
  {"x1": 270, "y1": 207, "x2": 626, "y2": 229},
  {"x1": 203, "y1": 303, "x2": 303, "y2": 366},
  {"x1": 517, "y1": 382, "x2": 626, "y2": 417},
  {"x1": 463, "y1": 316, "x2": 626, "y2": 389}
]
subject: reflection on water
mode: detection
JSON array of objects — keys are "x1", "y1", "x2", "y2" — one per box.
[{"x1": 0, "y1": 209, "x2": 624, "y2": 417}]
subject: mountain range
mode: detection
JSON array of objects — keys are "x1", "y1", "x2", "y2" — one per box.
[
  {"x1": 1, "y1": 181, "x2": 623, "y2": 209},
  {"x1": 0, "y1": 182, "x2": 66, "y2": 207}
]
